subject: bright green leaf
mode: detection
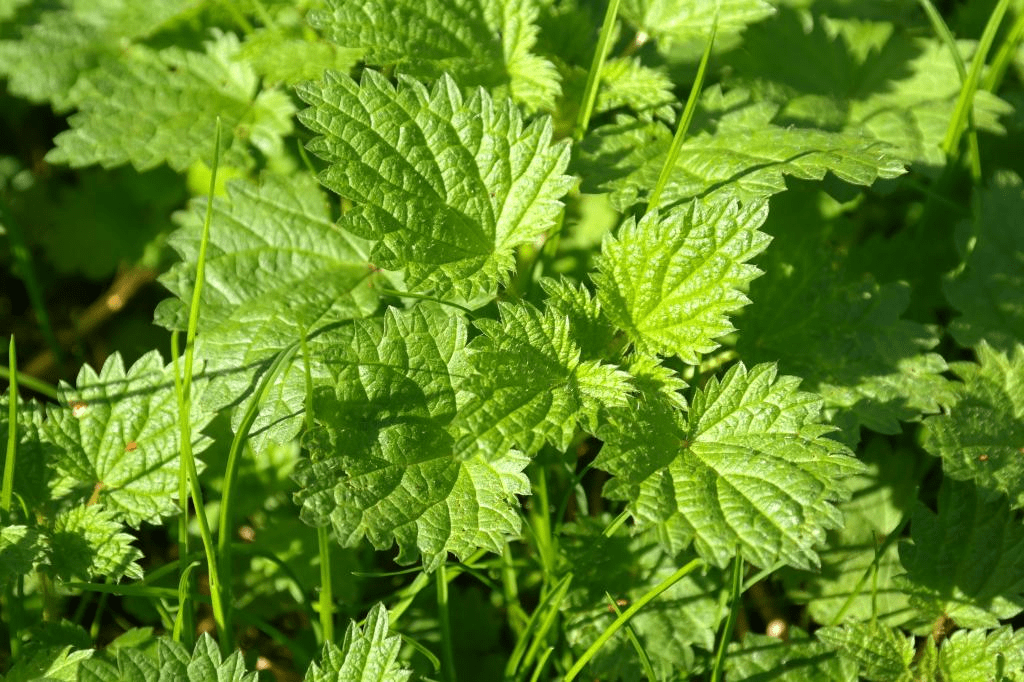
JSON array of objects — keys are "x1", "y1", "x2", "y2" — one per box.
[
  {"x1": 46, "y1": 505, "x2": 143, "y2": 583},
  {"x1": 305, "y1": 603, "x2": 412, "y2": 682},
  {"x1": 594, "y1": 194, "x2": 770, "y2": 363},
  {"x1": 816, "y1": 621, "x2": 914, "y2": 682},
  {"x1": 936, "y1": 627, "x2": 1024, "y2": 682},
  {"x1": 726, "y1": 628, "x2": 858, "y2": 681},
  {"x1": 296, "y1": 70, "x2": 575, "y2": 299}
]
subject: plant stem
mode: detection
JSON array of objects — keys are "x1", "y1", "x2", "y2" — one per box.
[
  {"x1": 563, "y1": 559, "x2": 702, "y2": 681},
  {"x1": 646, "y1": 19, "x2": 717, "y2": 214},
  {"x1": 2, "y1": 336, "x2": 17, "y2": 513},
  {"x1": 573, "y1": 0, "x2": 622, "y2": 141},
  {"x1": 171, "y1": 332, "x2": 195, "y2": 646},
  {"x1": 984, "y1": 10, "x2": 1024, "y2": 92},
  {"x1": 176, "y1": 118, "x2": 230, "y2": 652},
  {"x1": 710, "y1": 555, "x2": 744, "y2": 682},
  {"x1": 437, "y1": 563, "x2": 457, "y2": 682},
  {"x1": 0, "y1": 366, "x2": 58, "y2": 401}
]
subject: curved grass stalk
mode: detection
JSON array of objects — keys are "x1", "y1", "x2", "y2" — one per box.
[
  {"x1": 563, "y1": 558, "x2": 702, "y2": 682},
  {"x1": 2, "y1": 336, "x2": 17, "y2": 513},
  {"x1": 573, "y1": 0, "x2": 622, "y2": 141},
  {"x1": 709, "y1": 555, "x2": 744, "y2": 682}
]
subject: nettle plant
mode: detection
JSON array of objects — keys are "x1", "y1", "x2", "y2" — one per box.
[{"x1": 2, "y1": 0, "x2": 1024, "y2": 679}]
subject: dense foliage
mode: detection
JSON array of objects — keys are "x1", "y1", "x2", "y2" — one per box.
[{"x1": 2, "y1": 0, "x2": 1024, "y2": 679}]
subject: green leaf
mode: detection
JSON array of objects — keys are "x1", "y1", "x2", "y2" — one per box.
[
  {"x1": 1, "y1": 643, "x2": 94, "y2": 682},
  {"x1": 898, "y1": 479, "x2": 1024, "y2": 629},
  {"x1": 921, "y1": 342, "x2": 1024, "y2": 508},
  {"x1": 593, "y1": 194, "x2": 770, "y2": 364},
  {"x1": 781, "y1": 438, "x2": 919, "y2": 627},
  {"x1": 310, "y1": 0, "x2": 560, "y2": 111},
  {"x1": 576, "y1": 86, "x2": 905, "y2": 211},
  {"x1": 596, "y1": 362, "x2": 863, "y2": 569},
  {"x1": 725, "y1": 628, "x2": 858, "y2": 682},
  {"x1": 595, "y1": 57, "x2": 675, "y2": 121},
  {"x1": 79, "y1": 634, "x2": 256, "y2": 682},
  {"x1": 539, "y1": 277, "x2": 619, "y2": 362},
  {"x1": 155, "y1": 173, "x2": 378, "y2": 448},
  {"x1": 619, "y1": 0, "x2": 775, "y2": 50},
  {"x1": 47, "y1": 32, "x2": 295, "y2": 172},
  {"x1": 296, "y1": 70, "x2": 575, "y2": 299},
  {"x1": 815, "y1": 622, "x2": 914, "y2": 682},
  {"x1": 736, "y1": 188, "x2": 955, "y2": 441},
  {"x1": 0, "y1": 0, "x2": 200, "y2": 111},
  {"x1": 43, "y1": 351, "x2": 213, "y2": 526},
  {"x1": 561, "y1": 518, "x2": 722, "y2": 680},
  {"x1": 936, "y1": 627, "x2": 1024, "y2": 682},
  {"x1": 0, "y1": 524, "x2": 47, "y2": 589},
  {"x1": 46, "y1": 505, "x2": 143, "y2": 582},
  {"x1": 294, "y1": 306, "x2": 530, "y2": 568},
  {"x1": 304, "y1": 603, "x2": 412, "y2": 682},
  {"x1": 238, "y1": 27, "x2": 363, "y2": 86},
  {"x1": 0, "y1": 394, "x2": 57, "y2": 514},
  {"x1": 724, "y1": 10, "x2": 1013, "y2": 169},
  {"x1": 454, "y1": 300, "x2": 632, "y2": 459},
  {"x1": 945, "y1": 171, "x2": 1024, "y2": 352}
]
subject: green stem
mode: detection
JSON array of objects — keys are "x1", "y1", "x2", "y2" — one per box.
[
  {"x1": 531, "y1": 467, "x2": 555, "y2": 580},
  {"x1": 437, "y1": 563, "x2": 457, "y2": 682},
  {"x1": 0, "y1": 200, "x2": 64, "y2": 370},
  {"x1": 983, "y1": 10, "x2": 1024, "y2": 92},
  {"x1": 0, "y1": 366, "x2": 59, "y2": 401},
  {"x1": 375, "y1": 287, "x2": 474, "y2": 315},
  {"x1": 505, "y1": 572, "x2": 574, "y2": 680},
  {"x1": 606, "y1": 593, "x2": 656, "y2": 682},
  {"x1": 317, "y1": 526, "x2": 334, "y2": 644},
  {"x1": 563, "y1": 559, "x2": 703, "y2": 681},
  {"x1": 171, "y1": 332, "x2": 195, "y2": 646},
  {"x1": 646, "y1": 19, "x2": 717, "y2": 214},
  {"x1": 215, "y1": 344, "x2": 299, "y2": 638},
  {"x1": 2, "y1": 336, "x2": 17, "y2": 514},
  {"x1": 573, "y1": 0, "x2": 622, "y2": 141},
  {"x1": 177, "y1": 119, "x2": 229, "y2": 652},
  {"x1": 941, "y1": 0, "x2": 1011, "y2": 158},
  {"x1": 709, "y1": 555, "x2": 744, "y2": 682},
  {"x1": 601, "y1": 508, "x2": 630, "y2": 538},
  {"x1": 828, "y1": 514, "x2": 910, "y2": 626}
]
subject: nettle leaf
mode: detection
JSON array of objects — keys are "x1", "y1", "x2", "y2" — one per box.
[
  {"x1": 296, "y1": 70, "x2": 575, "y2": 299},
  {"x1": 936, "y1": 627, "x2": 1024, "y2": 681},
  {"x1": 725, "y1": 628, "x2": 859, "y2": 682},
  {"x1": 539, "y1": 278, "x2": 619, "y2": 362},
  {"x1": 0, "y1": 525, "x2": 48, "y2": 589},
  {"x1": 155, "y1": 173, "x2": 378, "y2": 448},
  {"x1": 619, "y1": 0, "x2": 775, "y2": 49},
  {"x1": 0, "y1": 394, "x2": 57, "y2": 513},
  {"x1": 593, "y1": 194, "x2": 770, "y2": 364},
  {"x1": 1, "y1": 642, "x2": 94, "y2": 682},
  {"x1": 595, "y1": 57, "x2": 675, "y2": 121},
  {"x1": 454, "y1": 300, "x2": 632, "y2": 459},
  {"x1": 305, "y1": 603, "x2": 412, "y2": 682},
  {"x1": 310, "y1": 0, "x2": 559, "y2": 112},
  {"x1": 47, "y1": 31, "x2": 294, "y2": 172},
  {"x1": 577, "y1": 86, "x2": 905, "y2": 211},
  {"x1": 80, "y1": 634, "x2": 256, "y2": 682},
  {"x1": 561, "y1": 519, "x2": 722, "y2": 679},
  {"x1": 0, "y1": 0, "x2": 199, "y2": 110},
  {"x1": 46, "y1": 505, "x2": 143, "y2": 583},
  {"x1": 725, "y1": 10, "x2": 1012, "y2": 169},
  {"x1": 43, "y1": 351, "x2": 213, "y2": 526},
  {"x1": 737, "y1": 189, "x2": 955, "y2": 442},
  {"x1": 782, "y1": 438, "x2": 919, "y2": 627},
  {"x1": 816, "y1": 622, "x2": 914, "y2": 682},
  {"x1": 898, "y1": 479, "x2": 1024, "y2": 628},
  {"x1": 921, "y1": 342, "x2": 1024, "y2": 508},
  {"x1": 596, "y1": 362, "x2": 862, "y2": 569},
  {"x1": 238, "y1": 27, "x2": 364, "y2": 86},
  {"x1": 945, "y1": 171, "x2": 1024, "y2": 351},
  {"x1": 294, "y1": 305, "x2": 530, "y2": 568}
]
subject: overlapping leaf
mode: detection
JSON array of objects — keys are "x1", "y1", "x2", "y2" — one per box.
[
  {"x1": 305, "y1": 603, "x2": 412, "y2": 682},
  {"x1": 898, "y1": 479, "x2": 1024, "y2": 628},
  {"x1": 80, "y1": 634, "x2": 256, "y2": 682},
  {"x1": 47, "y1": 32, "x2": 294, "y2": 172},
  {"x1": 593, "y1": 194, "x2": 770, "y2": 363},
  {"x1": 921, "y1": 342, "x2": 1024, "y2": 508},
  {"x1": 576, "y1": 86, "x2": 905, "y2": 211},
  {"x1": 561, "y1": 519, "x2": 722, "y2": 679},
  {"x1": 0, "y1": 0, "x2": 199, "y2": 110},
  {"x1": 0, "y1": 394, "x2": 57, "y2": 513},
  {"x1": 155, "y1": 173, "x2": 378, "y2": 447},
  {"x1": 0, "y1": 525, "x2": 47, "y2": 589},
  {"x1": 619, "y1": 0, "x2": 775, "y2": 49},
  {"x1": 737, "y1": 189, "x2": 955, "y2": 442},
  {"x1": 816, "y1": 622, "x2": 914, "y2": 682},
  {"x1": 454, "y1": 300, "x2": 632, "y2": 459},
  {"x1": 596, "y1": 362, "x2": 862, "y2": 569},
  {"x1": 294, "y1": 305, "x2": 530, "y2": 569},
  {"x1": 725, "y1": 628, "x2": 858, "y2": 682},
  {"x1": 945, "y1": 171, "x2": 1024, "y2": 351},
  {"x1": 723, "y1": 10, "x2": 1012, "y2": 169},
  {"x1": 46, "y1": 505, "x2": 143, "y2": 583},
  {"x1": 934, "y1": 627, "x2": 1024, "y2": 681},
  {"x1": 310, "y1": 0, "x2": 560, "y2": 111},
  {"x1": 296, "y1": 70, "x2": 575, "y2": 299},
  {"x1": 43, "y1": 351, "x2": 212, "y2": 526}
]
